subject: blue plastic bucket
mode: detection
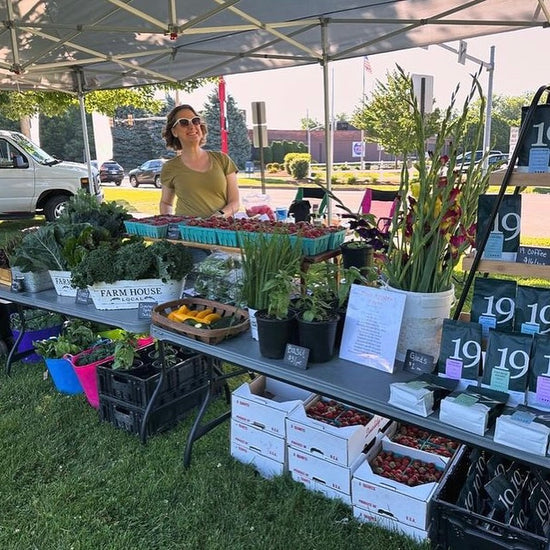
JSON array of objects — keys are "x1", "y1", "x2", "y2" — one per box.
[{"x1": 45, "y1": 357, "x2": 83, "y2": 394}]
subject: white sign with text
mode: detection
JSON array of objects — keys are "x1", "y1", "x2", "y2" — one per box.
[{"x1": 339, "y1": 284, "x2": 406, "y2": 373}]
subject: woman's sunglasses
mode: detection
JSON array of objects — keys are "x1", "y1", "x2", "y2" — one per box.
[{"x1": 172, "y1": 116, "x2": 201, "y2": 128}]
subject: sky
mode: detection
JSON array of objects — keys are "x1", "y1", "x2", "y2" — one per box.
[{"x1": 179, "y1": 27, "x2": 550, "y2": 130}]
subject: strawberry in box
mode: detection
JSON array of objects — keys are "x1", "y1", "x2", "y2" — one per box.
[{"x1": 286, "y1": 396, "x2": 388, "y2": 466}]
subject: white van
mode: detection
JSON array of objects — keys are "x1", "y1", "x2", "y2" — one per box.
[{"x1": 0, "y1": 130, "x2": 103, "y2": 221}]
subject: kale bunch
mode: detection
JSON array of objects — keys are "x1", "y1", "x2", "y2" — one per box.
[
  {"x1": 148, "y1": 240, "x2": 194, "y2": 282},
  {"x1": 114, "y1": 241, "x2": 157, "y2": 281},
  {"x1": 71, "y1": 239, "x2": 194, "y2": 287},
  {"x1": 70, "y1": 242, "x2": 121, "y2": 288},
  {"x1": 58, "y1": 190, "x2": 130, "y2": 238}
]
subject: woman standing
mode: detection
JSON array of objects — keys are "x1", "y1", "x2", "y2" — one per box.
[{"x1": 160, "y1": 104, "x2": 240, "y2": 218}]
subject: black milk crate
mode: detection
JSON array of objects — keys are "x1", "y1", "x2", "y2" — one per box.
[
  {"x1": 431, "y1": 446, "x2": 550, "y2": 550},
  {"x1": 97, "y1": 353, "x2": 207, "y2": 408},
  {"x1": 99, "y1": 386, "x2": 206, "y2": 437}
]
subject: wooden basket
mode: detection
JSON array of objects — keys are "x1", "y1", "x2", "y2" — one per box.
[{"x1": 151, "y1": 298, "x2": 249, "y2": 345}]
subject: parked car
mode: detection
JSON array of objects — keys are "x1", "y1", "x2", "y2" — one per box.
[
  {"x1": 98, "y1": 160, "x2": 124, "y2": 185},
  {"x1": 0, "y1": 130, "x2": 102, "y2": 221},
  {"x1": 128, "y1": 159, "x2": 166, "y2": 188},
  {"x1": 456, "y1": 152, "x2": 509, "y2": 173},
  {"x1": 456, "y1": 149, "x2": 503, "y2": 164}
]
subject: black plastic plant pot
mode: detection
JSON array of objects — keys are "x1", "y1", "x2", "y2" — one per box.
[
  {"x1": 340, "y1": 242, "x2": 373, "y2": 270},
  {"x1": 256, "y1": 311, "x2": 297, "y2": 359},
  {"x1": 297, "y1": 315, "x2": 339, "y2": 363}
]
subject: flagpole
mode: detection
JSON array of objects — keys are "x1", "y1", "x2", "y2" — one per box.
[{"x1": 360, "y1": 59, "x2": 366, "y2": 170}]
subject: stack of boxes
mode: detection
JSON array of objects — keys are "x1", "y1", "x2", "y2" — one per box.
[
  {"x1": 286, "y1": 396, "x2": 389, "y2": 505},
  {"x1": 351, "y1": 421, "x2": 461, "y2": 542},
  {"x1": 230, "y1": 379, "x2": 463, "y2": 544},
  {"x1": 230, "y1": 376, "x2": 315, "y2": 478}
]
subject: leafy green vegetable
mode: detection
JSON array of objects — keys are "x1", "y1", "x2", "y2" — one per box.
[
  {"x1": 11, "y1": 223, "x2": 112, "y2": 272},
  {"x1": 34, "y1": 320, "x2": 101, "y2": 359},
  {"x1": 58, "y1": 189, "x2": 130, "y2": 238},
  {"x1": 74, "y1": 342, "x2": 115, "y2": 366},
  {"x1": 10, "y1": 309, "x2": 64, "y2": 331},
  {"x1": 71, "y1": 239, "x2": 194, "y2": 288}
]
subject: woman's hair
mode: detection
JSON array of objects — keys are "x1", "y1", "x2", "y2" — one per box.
[{"x1": 163, "y1": 104, "x2": 208, "y2": 149}]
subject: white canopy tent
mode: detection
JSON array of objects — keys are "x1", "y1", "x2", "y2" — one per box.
[{"x1": 1, "y1": 0, "x2": 549, "y2": 215}]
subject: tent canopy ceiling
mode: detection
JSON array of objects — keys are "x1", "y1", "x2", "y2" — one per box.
[{"x1": 1, "y1": 0, "x2": 549, "y2": 94}]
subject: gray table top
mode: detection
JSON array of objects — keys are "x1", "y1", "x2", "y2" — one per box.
[
  {"x1": 0, "y1": 286, "x2": 151, "y2": 333},
  {"x1": 151, "y1": 324, "x2": 550, "y2": 469}
]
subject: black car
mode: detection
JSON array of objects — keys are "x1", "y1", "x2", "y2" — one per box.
[
  {"x1": 99, "y1": 160, "x2": 124, "y2": 185},
  {"x1": 128, "y1": 159, "x2": 166, "y2": 188}
]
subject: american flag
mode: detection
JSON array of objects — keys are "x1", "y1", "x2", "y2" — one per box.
[{"x1": 363, "y1": 56, "x2": 373, "y2": 74}]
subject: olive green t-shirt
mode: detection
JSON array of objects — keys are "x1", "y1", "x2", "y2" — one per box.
[{"x1": 160, "y1": 151, "x2": 238, "y2": 217}]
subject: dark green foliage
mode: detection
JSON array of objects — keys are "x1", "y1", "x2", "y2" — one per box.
[
  {"x1": 10, "y1": 222, "x2": 112, "y2": 272},
  {"x1": 271, "y1": 140, "x2": 285, "y2": 163},
  {"x1": 71, "y1": 240, "x2": 194, "y2": 287},
  {"x1": 202, "y1": 90, "x2": 251, "y2": 169},
  {"x1": 74, "y1": 341, "x2": 115, "y2": 366},
  {"x1": 40, "y1": 106, "x2": 96, "y2": 162},
  {"x1": 59, "y1": 189, "x2": 131, "y2": 237},
  {"x1": 34, "y1": 320, "x2": 100, "y2": 359},
  {"x1": 70, "y1": 243, "x2": 121, "y2": 287},
  {"x1": 148, "y1": 239, "x2": 194, "y2": 282},
  {"x1": 9, "y1": 309, "x2": 63, "y2": 331}
]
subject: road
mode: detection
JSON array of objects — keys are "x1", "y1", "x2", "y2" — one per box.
[{"x1": 105, "y1": 178, "x2": 548, "y2": 238}]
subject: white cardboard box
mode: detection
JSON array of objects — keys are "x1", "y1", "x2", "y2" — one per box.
[
  {"x1": 353, "y1": 506, "x2": 430, "y2": 542},
  {"x1": 351, "y1": 438, "x2": 447, "y2": 530},
  {"x1": 230, "y1": 419, "x2": 287, "y2": 463},
  {"x1": 288, "y1": 446, "x2": 366, "y2": 496},
  {"x1": 230, "y1": 440, "x2": 285, "y2": 479},
  {"x1": 286, "y1": 396, "x2": 387, "y2": 466},
  {"x1": 290, "y1": 470, "x2": 352, "y2": 505},
  {"x1": 381, "y1": 422, "x2": 456, "y2": 464},
  {"x1": 231, "y1": 376, "x2": 315, "y2": 438}
]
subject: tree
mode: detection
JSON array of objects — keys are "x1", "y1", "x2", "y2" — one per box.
[
  {"x1": 300, "y1": 117, "x2": 324, "y2": 130},
  {"x1": 465, "y1": 92, "x2": 534, "y2": 152},
  {"x1": 0, "y1": 79, "x2": 211, "y2": 137},
  {"x1": 112, "y1": 97, "x2": 175, "y2": 171},
  {"x1": 201, "y1": 90, "x2": 251, "y2": 169},
  {"x1": 351, "y1": 68, "x2": 441, "y2": 156},
  {"x1": 40, "y1": 107, "x2": 96, "y2": 162}
]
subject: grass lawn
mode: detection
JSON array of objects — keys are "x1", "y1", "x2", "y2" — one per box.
[{"x1": 0, "y1": 361, "x2": 428, "y2": 550}]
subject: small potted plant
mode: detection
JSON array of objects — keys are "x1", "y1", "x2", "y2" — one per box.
[
  {"x1": 255, "y1": 269, "x2": 300, "y2": 359},
  {"x1": 239, "y1": 231, "x2": 302, "y2": 339},
  {"x1": 295, "y1": 262, "x2": 340, "y2": 363}
]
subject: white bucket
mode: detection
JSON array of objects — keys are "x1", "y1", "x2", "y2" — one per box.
[
  {"x1": 388, "y1": 286, "x2": 455, "y2": 363},
  {"x1": 49, "y1": 270, "x2": 77, "y2": 297}
]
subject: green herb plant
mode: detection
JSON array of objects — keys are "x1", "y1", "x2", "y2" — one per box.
[
  {"x1": 34, "y1": 320, "x2": 99, "y2": 359},
  {"x1": 239, "y1": 232, "x2": 302, "y2": 311},
  {"x1": 261, "y1": 270, "x2": 299, "y2": 320},
  {"x1": 112, "y1": 332, "x2": 139, "y2": 370},
  {"x1": 10, "y1": 309, "x2": 64, "y2": 331}
]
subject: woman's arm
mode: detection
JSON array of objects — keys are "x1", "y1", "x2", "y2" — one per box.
[
  {"x1": 159, "y1": 186, "x2": 176, "y2": 214},
  {"x1": 219, "y1": 171, "x2": 240, "y2": 216}
]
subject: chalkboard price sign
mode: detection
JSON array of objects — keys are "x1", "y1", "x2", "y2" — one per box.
[
  {"x1": 403, "y1": 349, "x2": 435, "y2": 374},
  {"x1": 138, "y1": 301, "x2": 157, "y2": 319},
  {"x1": 75, "y1": 288, "x2": 91, "y2": 305},
  {"x1": 284, "y1": 343, "x2": 309, "y2": 370},
  {"x1": 167, "y1": 223, "x2": 181, "y2": 240},
  {"x1": 516, "y1": 245, "x2": 550, "y2": 266}
]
